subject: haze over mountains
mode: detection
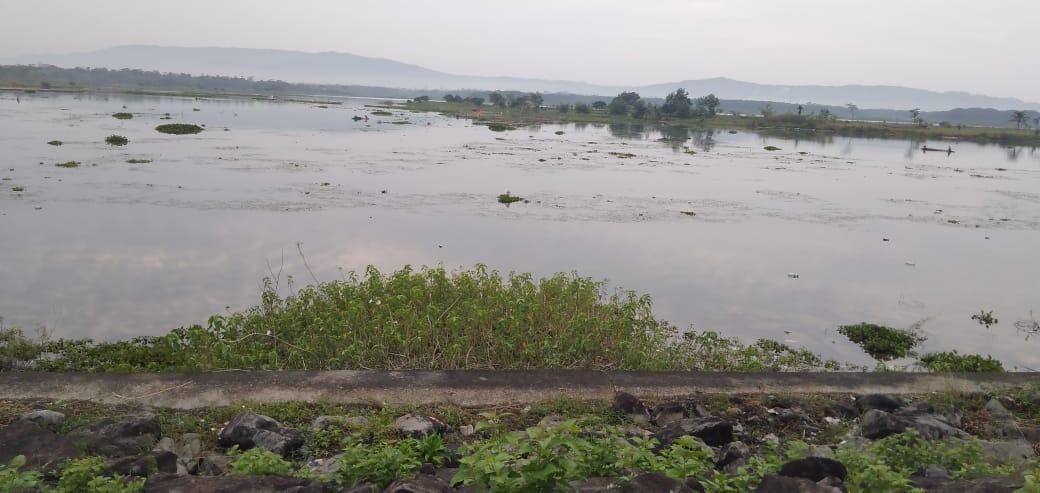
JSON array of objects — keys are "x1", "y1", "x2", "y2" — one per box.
[{"x1": 7, "y1": 45, "x2": 1040, "y2": 112}]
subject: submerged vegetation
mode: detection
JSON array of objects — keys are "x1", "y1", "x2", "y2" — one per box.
[
  {"x1": 104, "y1": 134, "x2": 128, "y2": 146},
  {"x1": 54, "y1": 161, "x2": 80, "y2": 168},
  {"x1": 111, "y1": 112, "x2": 133, "y2": 120},
  {"x1": 496, "y1": 192, "x2": 524, "y2": 205},
  {"x1": 155, "y1": 123, "x2": 203, "y2": 135},
  {"x1": 46, "y1": 140, "x2": 62, "y2": 146},
  {"x1": 125, "y1": 159, "x2": 151, "y2": 164}
]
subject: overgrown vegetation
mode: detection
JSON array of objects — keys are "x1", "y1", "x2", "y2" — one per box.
[
  {"x1": 0, "y1": 455, "x2": 146, "y2": 493},
  {"x1": 917, "y1": 351, "x2": 1005, "y2": 372},
  {"x1": 104, "y1": 135, "x2": 128, "y2": 146},
  {"x1": 47, "y1": 140, "x2": 63, "y2": 146},
  {"x1": 228, "y1": 446, "x2": 294, "y2": 476},
  {"x1": 111, "y1": 112, "x2": 133, "y2": 120},
  {"x1": 837, "y1": 323, "x2": 925, "y2": 361},
  {"x1": 54, "y1": 161, "x2": 80, "y2": 168},
  {"x1": 497, "y1": 192, "x2": 524, "y2": 205},
  {"x1": 155, "y1": 123, "x2": 203, "y2": 135},
  {"x1": 125, "y1": 159, "x2": 151, "y2": 164},
  {"x1": 1, "y1": 265, "x2": 839, "y2": 372},
  {"x1": 972, "y1": 310, "x2": 999, "y2": 328}
]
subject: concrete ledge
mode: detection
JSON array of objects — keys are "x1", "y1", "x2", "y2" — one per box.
[{"x1": 1, "y1": 371, "x2": 1038, "y2": 409}]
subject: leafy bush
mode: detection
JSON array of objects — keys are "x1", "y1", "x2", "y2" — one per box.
[
  {"x1": 497, "y1": 192, "x2": 524, "y2": 204},
  {"x1": 228, "y1": 446, "x2": 293, "y2": 476},
  {"x1": 155, "y1": 124, "x2": 203, "y2": 135},
  {"x1": 55, "y1": 161, "x2": 80, "y2": 168},
  {"x1": 917, "y1": 351, "x2": 1004, "y2": 372},
  {"x1": 105, "y1": 135, "x2": 129, "y2": 146},
  {"x1": 47, "y1": 140, "x2": 63, "y2": 146},
  {"x1": 53, "y1": 457, "x2": 145, "y2": 493},
  {"x1": 838, "y1": 323, "x2": 925, "y2": 361},
  {"x1": 334, "y1": 441, "x2": 422, "y2": 488},
  {"x1": 112, "y1": 112, "x2": 133, "y2": 120},
  {"x1": 0, "y1": 455, "x2": 41, "y2": 492}
]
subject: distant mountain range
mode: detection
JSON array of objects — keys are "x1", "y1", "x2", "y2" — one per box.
[{"x1": 6, "y1": 45, "x2": 1040, "y2": 112}]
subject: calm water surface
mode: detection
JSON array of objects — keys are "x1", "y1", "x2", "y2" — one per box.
[{"x1": 2, "y1": 92, "x2": 1039, "y2": 368}]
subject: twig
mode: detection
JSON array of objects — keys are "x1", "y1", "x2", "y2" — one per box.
[
  {"x1": 297, "y1": 241, "x2": 320, "y2": 285},
  {"x1": 111, "y1": 381, "x2": 193, "y2": 400}
]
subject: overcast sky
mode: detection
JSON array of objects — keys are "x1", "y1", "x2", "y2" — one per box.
[{"x1": 3, "y1": 0, "x2": 1038, "y2": 100}]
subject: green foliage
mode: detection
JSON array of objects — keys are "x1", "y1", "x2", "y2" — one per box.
[
  {"x1": 55, "y1": 161, "x2": 80, "y2": 168},
  {"x1": 1, "y1": 327, "x2": 43, "y2": 369},
  {"x1": 0, "y1": 455, "x2": 41, "y2": 493},
  {"x1": 228, "y1": 446, "x2": 293, "y2": 476},
  {"x1": 334, "y1": 440, "x2": 424, "y2": 488},
  {"x1": 155, "y1": 124, "x2": 203, "y2": 135},
  {"x1": 125, "y1": 159, "x2": 152, "y2": 164},
  {"x1": 111, "y1": 112, "x2": 133, "y2": 120},
  {"x1": 486, "y1": 122, "x2": 516, "y2": 131},
  {"x1": 1020, "y1": 466, "x2": 1040, "y2": 493},
  {"x1": 661, "y1": 88, "x2": 693, "y2": 118},
  {"x1": 574, "y1": 103, "x2": 591, "y2": 114},
  {"x1": 838, "y1": 323, "x2": 925, "y2": 361},
  {"x1": 104, "y1": 135, "x2": 128, "y2": 146},
  {"x1": 51, "y1": 456, "x2": 144, "y2": 493},
  {"x1": 47, "y1": 140, "x2": 63, "y2": 146},
  {"x1": 837, "y1": 430, "x2": 1014, "y2": 492},
  {"x1": 497, "y1": 192, "x2": 524, "y2": 204},
  {"x1": 917, "y1": 351, "x2": 1004, "y2": 372},
  {"x1": 10, "y1": 186, "x2": 24, "y2": 192},
  {"x1": 763, "y1": 146, "x2": 781, "y2": 151},
  {"x1": 971, "y1": 310, "x2": 998, "y2": 328}
]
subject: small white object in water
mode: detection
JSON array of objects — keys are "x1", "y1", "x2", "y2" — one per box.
[
  {"x1": 905, "y1": 261, "x2": 916, "y2": 267},
  {"x1": 787, "y1": 273, "x2": 800, "y2": 279}
]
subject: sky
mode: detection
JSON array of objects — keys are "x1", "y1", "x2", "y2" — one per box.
[{"x1": 2, "y1": 0, "x2": 1038, "y2": 101}]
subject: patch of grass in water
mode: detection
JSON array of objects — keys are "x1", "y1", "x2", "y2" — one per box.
[
  {"x1": 838, "y1": 322, "x2": 925, "y2": 361},
  {"x1": 917, "y1": 351, "x2": 1004, "y2": 372},
  {"x1": 104, "y1": 135, "x2": 128, "y2": 146},
  {"x1": 608, "y1": 152, "x2": 636, "y2": 158},
  {"x1": 371, "y1": 110, "x2": 393, "y2": 116},
  {"x1": 55, "y1": 161, "x2": 80, "y2": 168},
  {"x1": 486, "y1": 123, "x2": 516, "y2": 132},
  {"x1": 971, "y1": 310, "x2": 998, "y2": 328},
  {"x1": 391, "y1": 120, "x2": 411, "y2": 125},
  {"x1": 11, "y1": 186, "x2": 25, "y2": 192},
  {"x1": 112, "y1": 112, "x2": 133, "y2": 120},
  {"x1": 47, "y1": 140, "x2": 63, "y2": 146},
  {"x1": 763, "y1": 146, "x2": 782, "y2": 151},
  {"x1": 126, "y1": 159, "x2": 152, "y2": 164},
  {"x1": 497, "y1": 192, "x2": 525, "y2": 205},
  {"x1": 155, "y1": 124, "x2": 204, "y2": 135}
]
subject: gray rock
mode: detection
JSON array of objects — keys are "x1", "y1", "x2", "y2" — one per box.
[
  {"x1": 622, "y1": 424, "x2": 653, "y2": 440},
  {"x1": 805, "y1": 445, "x2": 836, "y2": 460},
  {"x1": 458, "y1": 425, "x2": 476, "y2": 437},
  {"x1": 570, "y1": 477, "x2": 622, "y2": 492},
  {"x1": 921, "y1": 464, "x2": 950, "y2": 479},
  {"x1": 339, "y1": 484, "x2": 380, "y2": 493},
  {"x1": 312, "y1": 415, "x2": 370, "y2": 431},
  {"x1": 912, "y1": 474, "x2": 1024, "y2": 492},
  {"x1": 755, "y1": 474, "x2": 842, "y2": 493},
  {"x1": 107, "y1": 451, "x2": 179, "y2": 477},
  {"x1": 218, "y1": 412, "x2": 303, "y2": 457},
  {"x1": 537, "y1": 414, "x2": 565, "y2": 428},
  {"x1": 383, "y1": 475, "x2": 454, "y2": 493},
  {"x1": 142, "y1": 473, "x2": 330, "y2": 492},
  {"x1": 985, "y1": 398, "x2": 1013, "y2": 419},
  {"x1": 68, "y1": 415, "x2": 161, "y2": 457},
  {"x1": 20, "y1": 410, "x2": 66, "y2": 428},
  {"x1": 655, "y1": 417, "x2": 734, "y2": 447},
  {"x1": 612, "y1": 392, "x2": 650, "y2": 425},
  {"x1": 778, "y1": 457, "x2": 848, "y2": 482},
  {"x1": 859, "y1": 409, "x2": 909, "y2": 439},
  {"x1": 621, "y1": 472, "x2": 694, "y2": 493},
  {"x1": 716, "y1": 441, "x2": 750, "y2": 473},
  {"x1": 192, "y1": 454, "x2": 232, "y2": 476},
  {"x1": 652, "y1": 403, "x2": 686, "y2": 427},
  {"x1": 828, "y1": 401, "x2": 859, "y2": 419},
  {"x1": 0, "y1": 420, "x2": 82, "y2": 471},
  {"x1": 854, "y1": 394, "x2": 903, "y2": 413},
  {"x1": 395, "y1": 414, "x2": 445, "y2": 437},
  {"x1": 979, "y1": 439, "x2": 1037, "y2": 470},
  {"x1": 910, "y1": 414, "x2": 966, "y2": 440}
]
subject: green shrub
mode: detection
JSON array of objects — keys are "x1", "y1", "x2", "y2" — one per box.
[
  {"x1": 112, "y1": 113, "x2": 133, "y2": 120},
  {"x1": 0, "y1": 455, "x2": 41, "y2": 492},
  {"x1": 917, "y1": 351, "x2": 1004, "y2": 372},
  {"x1": 55, "y1": 161, "x2": 80, "y2": 168},
  {"x1": 155, "y1": 124, "x2": 203, "y2": 135},
  {"x1": 838, "y1": 323, "x2": 925, "y2": 361},
  {"x1": 228, "y1": 447, "x2": 293, "y2": 476},
  {"x1": 497, "y1": 192, "x2": 524, "y2": 204},
  {"x1": 334, "y1": 441, "x2": 422, "y2": 488},
  {"x1": 105, "y1": 135, "x2": 129, "y2": 146},
  {"x1": 47, "y1": 140, "x2": 63, "y2": 146}
]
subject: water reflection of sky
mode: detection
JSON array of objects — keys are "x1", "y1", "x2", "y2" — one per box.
[{"x1": 2, "y1": 92, "x2": 1039, "y2": 369}]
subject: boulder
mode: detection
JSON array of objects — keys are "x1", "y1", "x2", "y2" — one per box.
[
  {"x1": 394, "y1": 414, "x2": 446, "y2": 437},
  {"x1": 218, "y1": 412, "x2": 303, "y2": 457},
  {"x1": 312, "y1": 415, "x2": 370, "y2": 431},
  {"x1": 652, "y1": 402, "x2": 686, "y2": 427},
  {"x1": 339, "y1": 484, "x2": 380, "y2": 493},
  {"x1": 805, "y1": 445, "x2": 836, "y2": 460},
  {"x1": 920, "y1": 464, "x2": 951, "y2": 479},
  {"x1": 537, "y1": 414, "x2": 566, "y2": 428},
  {"x1": 859, "y1": 409, "x2": 909, "y2": 439},
  {"x1": 0, "y1": 421, "x2": 82, "y2": 471},
  {"x1": 911, "y1": 475, "x2": 1024, "y2": 492},
  {"x1": 826, "y1": 401, "x2": 859, "y2": 420},
  {"x1": 570, "y1": 477, "x2": 622, "y2": 492},
  {"x1": 778, "y1": 457, "x2": 848, "y2": 483},
  {"x1": 192, "y1": 454, "x2": 232, "y2": 476},
  {"x1": 655, "y1": 417, "x2": 734, "y2": 447},
  {"x1": 910, "y1": 414, "x2": 966, "y2": 440},
  {"x1": 612, "y1": 392, "x2": 650, "y2": 425},
  {"x1": 854, "y1": 394, "x2": 903, "y2": 413},
  {"x1": 107, "y1": 451, "x2": 179, "y2": 477},
  {"x1": 755, "y1": 474, "x2": 843, "y2": 493},
  {"x1": 68, "y1": 415, "x2": 161, "y2": 457},
  {"x1": 621, "y1": 472, "x2": 694, "y2": 493},
  {"x1": 383, "y1": 475, "x2": 455, "y2": 493},
  {"x1": 979, "y1": 439, "x2": 1036, "y2": 470},
  {"x1": 19, "y1": 410, "x2": 66, "y2": 428},
  {"x1": 143, "y1": 473, "x2": 331, "y2": 493},
  {"x1": 984, "y1": 398, "x2": 1013, "y2": 419},
  {"x1": 716, "y1": 441, "x2": 750, "y2": 473}
]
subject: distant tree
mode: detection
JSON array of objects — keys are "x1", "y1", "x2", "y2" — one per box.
[
  {"x1": 489, "y1": 92, "x2": 508, "y2": 107},
  {"x1": 574, "y1": 103, "x2": 591, "y2": 114},
  {"x1": 631, "y1": 99, "x2": 649, "y2": 119},
  {"x1": 558, "y1": 103, "x2": 571, "y2": 113},
  {"x1": 413, "y1": 95, "x2": 430, "y2": 102},
  {"x1": 760, "y1": 103, "x2": 775, "y2": 117},
  {"x1": 909, "y1": 108, "x2": 923, "y2": 126},
  {"x1": 591, "y1": 100, "x2": 607, "y2": 110},
  {"x1": 661, "y1": 88, "x2": 693, "y2": 117},
  {"x1": 529, "y1": 93, "x2": 544, "y2": 108},
  {"x1": 443, "y1": 94, "x2": 460, "y2": 103},
  {"x1": 818, "y1": 108, "x2": 832, "y2": 119},
  {"x1": 608, "y1": 91, "x2": 642, "y2": 116},
  {"x1": 694, "y1": 94, "x2": 721, "y2": 117},
  {"x1": 509, "y1": 94, "x2": 528, "y2": 108},
  {"x1": 464, "y1": 97, "x2": 485, "y2": 106},
  {"x1": 797, "y1": 104, "x2": 804, "y2": 116},
  {"x1": 845, "y1": 103, "x2": 859, "y2": 120},
  {"x1": 1010, "y1": 110, "x2": 1029, "y2": 129}
]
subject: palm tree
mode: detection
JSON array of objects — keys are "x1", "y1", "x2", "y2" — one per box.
[
  {"x1": 846, "y1": 103, "x2": 859, "y2": 120},
  {"x1": 1010, "y1": 110, "x2": 1029, "y2": 129}
]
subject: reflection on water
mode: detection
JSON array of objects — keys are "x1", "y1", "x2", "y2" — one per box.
[{"x1": 2, "y1": 92, "x2": 1040, "y2": 368}]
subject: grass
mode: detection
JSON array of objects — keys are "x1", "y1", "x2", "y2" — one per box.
[
  {"x1": 763, "y1": 146, "x2": 781, "y2": 151},
  {"x1": 111, "y1": 112, "x2": 133, "y2": 120},
  {"x1": 155, "y1": 123, "x2": 203, "y2": 135},
  {"x1": 11, "y1": 186, "x2": 25, "y2": 192},
  {"x1": 485, "y1": 122, "x2": 517, "y2": 132},
  {"x1": 104, "y1": 135, "x2": 128, "y2": 146},
  {"x1": 497, "y1": 192, "x2": 525, "y2": 205},
  {"x1": 837, "y1": 323, "x2": 925, "y2": 361},
  {"x1": 917, "y1": 351, "x2": 1005, "y2": 372},
  {"x1": 47, "y1": 140, "x2": 63, "y2": 146},
  {"x1": 1, "y1": 265, "x2": 838, "y2": 372},
  {"x1": 54, "y1": 161, "x2": 80, "y2": 168},
  {"x1": 370, "y1": 110, "x2": 393, "y2": 116},
  {"x1": 125, "y1": 159, "x2": 152, "y2": 164}
]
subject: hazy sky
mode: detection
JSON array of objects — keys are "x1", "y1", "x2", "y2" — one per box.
[{"x1": 3, "y1": 0, "x2": 1038, "y2": 100}]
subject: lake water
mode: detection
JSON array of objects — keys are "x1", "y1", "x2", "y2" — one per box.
[{"x1": 2, "y1": 92, "x2": 1039, "y2": 368}]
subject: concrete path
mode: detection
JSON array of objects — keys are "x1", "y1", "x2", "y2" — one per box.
[{"x1": 1, "y1": 371, "x2": 1038, "y2": 409}]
